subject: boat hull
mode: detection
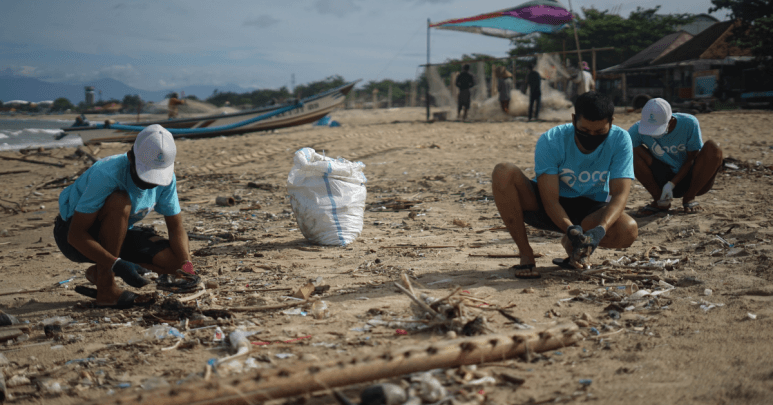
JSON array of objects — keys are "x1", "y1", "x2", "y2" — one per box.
[{"x1": 61, "y1": 82, "x2": 355, "y2": 144}]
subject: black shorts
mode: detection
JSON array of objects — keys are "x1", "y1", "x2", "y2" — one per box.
[
  {"x1": 650, "y1": 157, "x2": 691, "y2": 198},
  {"x1": 458, "y1": 89, "x2": 471, "y2": 110},
  {"x1": 53, "y1": 215, "x2": 170, "y2": 265},
  {"x1": 522, "y1": 180, "x2": 608, "y2": 233}
]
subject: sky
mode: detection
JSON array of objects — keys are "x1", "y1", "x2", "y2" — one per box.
[{"x1": 0, "y1": 0, "x2": 729, "y2": 91}]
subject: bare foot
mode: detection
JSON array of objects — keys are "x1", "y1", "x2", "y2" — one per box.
[{"x1": 85, "y1": 265, "x2": 99, "y2": 285}]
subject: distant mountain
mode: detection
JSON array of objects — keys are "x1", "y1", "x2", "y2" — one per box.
[{"x1": 0, "y1": 73, "x2": 251, "y2": 104}]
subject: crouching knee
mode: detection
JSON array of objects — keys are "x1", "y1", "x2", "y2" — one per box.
[
  {"x1": 615, "y1": 215, "x2": 639, "y2": 248},
  {"x1": 101, "y1": 191, "x2": 132, "y2": 217},
  {"x1": 492, "y1": 163, "x2": 520, "y2": 189},
  {"x1": 702, "y1": 139, "x2": 723, "y2": 161}
]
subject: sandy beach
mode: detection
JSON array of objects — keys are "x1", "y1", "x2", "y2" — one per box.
[{"x1": 1, "y1": 107, "x2": 772, "y2": 404}]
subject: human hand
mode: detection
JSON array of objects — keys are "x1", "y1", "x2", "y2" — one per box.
[
  {"x1": 566, "y1": 225, "x2": 585, "y2": 249},
  {"x1": 583, "y1": 226, "x2": 606, "y2": 254},
  {"x1": 111, "y1": 258, "x2": 151, "y2": 288},
  {"x1": 658, "y1": 181, "x2": 675, "y2": 207}
]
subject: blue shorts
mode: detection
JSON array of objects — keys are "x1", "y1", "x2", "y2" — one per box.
[
  {"x1": 53, "y1": 215, "x2": 170, "y2": 265},
  {"x1": 522, "y1": 180, "x2": 608, "y2": 233}
]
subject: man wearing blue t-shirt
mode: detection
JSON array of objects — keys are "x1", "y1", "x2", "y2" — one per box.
[
  {"x1": 54, "y1": 124, "x2": 193, "y2": 308},
  {"x1": 492, "y1": 92, "x2": 638, "y2": 277},
  {"x1": 628, "y1": 98, "x2": 723, "y2": 215}
]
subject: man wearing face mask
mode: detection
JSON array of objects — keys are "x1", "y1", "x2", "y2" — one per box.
[
  {"x1": 628, "y1": 98, "x2": 723, "y2": 215},
  {"x1": 492, "y1": 91, "x2": 638, "y2": 278},
  {"x1": 54, "y1": 124, "x2": 193, "y2": 308}
]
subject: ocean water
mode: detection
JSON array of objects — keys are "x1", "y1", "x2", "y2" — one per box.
[{"x1": 0, "y1": 119, "x2": 84, "y2": 151}]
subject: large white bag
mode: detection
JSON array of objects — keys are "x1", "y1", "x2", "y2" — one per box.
[{"x1": 287, "y1": 148, "x2": 367, "y2": 246}]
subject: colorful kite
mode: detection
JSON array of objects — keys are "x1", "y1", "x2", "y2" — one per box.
[{"x1": 430, "y1": 0, "x2": 573, "y2": 39}]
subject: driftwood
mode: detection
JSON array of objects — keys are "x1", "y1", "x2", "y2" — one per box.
[
  {"x1": 0, "y1": 155, "x2": 65, "y2": 168},
  {"x1": 0, "y1": 287, "x2": 47, "y2": 297},
  {"x1": 227, "y1": 299, "x2": 308, "y2": 313},
  {"x1": 468, "y1": 253, "x2": 544, "y2": 258},
  {"x1": 94, "y1": 322, "x2": 580, "y2": 405},
  {"x1": 0, "y1": 170, "x2": 30, "y2": 176}
]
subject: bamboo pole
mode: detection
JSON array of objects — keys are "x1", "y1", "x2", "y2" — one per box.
[
  {"x1": 93, "y1": 322, "x2": 580, "y2": 405},
  {"x1": 567, "y1": 0, "x2": 583, "y2": 68}
]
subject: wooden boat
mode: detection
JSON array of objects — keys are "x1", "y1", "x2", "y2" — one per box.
[{"x1": 59, "y1": 81, "x2": 356, "y2": 144}]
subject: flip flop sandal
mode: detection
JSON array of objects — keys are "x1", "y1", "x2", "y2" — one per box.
[
  {"x1": 636, "y1": 204, "x2": 665, "y2": 217},
  {"x1": 156, "y1": 270, "x2": 201, "y2": 294},
  {"x1": 552, "y1": 257, "x2": 576, "y2": 270},
  {"x1": 511, "y1": 264, "x2": 540, "y2": 279},
  {"x1": 74, "y1": 286, "x2": 156, "y2": 309},
  {"x1": 683, "y1": 201, "x2": 702, "y2": 213}
]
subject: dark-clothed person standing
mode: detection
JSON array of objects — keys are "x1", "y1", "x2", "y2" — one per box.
[
  {"x1": 455, "y1": 64, "x2": 475, "y2": 121},
  {"x1": 527, "y1": 64, "x2": 542, "y2": 121}
]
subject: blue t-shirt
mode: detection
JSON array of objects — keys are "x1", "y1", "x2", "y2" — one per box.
[
  {"x1": 628, "y1": 112, "x2": 703, "y2": 174},
  {"x1": 58, "y1": 153, "x2": 181, "y2": 228},
  {"x1": 534, "y1": 124, "x2": 634, "y2": 202}
]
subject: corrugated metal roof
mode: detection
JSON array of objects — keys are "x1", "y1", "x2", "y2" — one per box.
[
  {"x1": 618, "y1": 31, "x2": 693, "y2": 69},
  {"x1": 652, "y1": 21, "x2": 742, "y2": 65}
]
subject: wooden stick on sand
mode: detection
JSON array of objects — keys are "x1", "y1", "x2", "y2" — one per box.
[{"x1": 93, "y1": 322, "x2": 580, "y2": 405}]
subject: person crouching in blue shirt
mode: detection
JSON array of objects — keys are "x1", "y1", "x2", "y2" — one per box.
[
  {"x1": 492, "y1": 91, "x2": 638, "y2": 278},
  {"x1": 628, "y1": 98, "x2": 723, "y2": 215},
  {"x1": 54, "y1": 124, "x2": 194, "y2": 308}
]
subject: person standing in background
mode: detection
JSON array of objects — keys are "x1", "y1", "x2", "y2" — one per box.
[
  {"x1": 497, "y1": 66, "x2": 514, "y2": 114},
  {"x1": 527, "y1": 64, "x2": 543, "y2": 121},
  {"x1": 168, "y1": 93, "x2": 185, "y2": 120},
  {"x1": 455, "y1": 64, "x2": 475, "y2": 121},
  {"x1": 574, "y1": 61, "x2": 595, "y2": 100}
]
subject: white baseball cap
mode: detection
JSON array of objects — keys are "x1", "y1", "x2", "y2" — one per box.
[
  {"x1": 638, "y1": 98, "x2": 672, "y2": 137},
  {"x1": 133, "y1": 124, "x2": 176, "y2": 186}
]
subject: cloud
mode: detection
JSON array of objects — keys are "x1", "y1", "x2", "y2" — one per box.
[
  {"x1": 243, "y1": 15, "x2": 281, "y2": 28},
  {"x1": 313, "y1": 0, "x2": 361, "y2": 16}
]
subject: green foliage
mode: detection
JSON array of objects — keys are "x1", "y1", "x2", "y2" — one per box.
[
  {"x1": 51, "y1": 97, "x2": 74, "y2": 111},
  {"x1": 206, "y1": 87, "x2": 291, "y2": 108},
  {"x1": 509, "y1": 7, "x2": 695, "y2": 70},
  {"x1": 121, "y1": 94, "x2": 142, "y2": 108},
  {"x1": 710, "y1": 0, "x2": 773, "y2": 66},
  {"x1": 294, "y1": 75, "x2": 347, "y2": 98},
  {"x1": 359, "y1": 79, "x2": 414, "y2": 104},
  {"x1": 185, "y1": 95, "x2": 199, "y2": 101},
  {"x1": 205, "y1": 76, "x2": 348, "y2": 108}
]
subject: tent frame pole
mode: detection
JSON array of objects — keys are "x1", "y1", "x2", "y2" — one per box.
[
  {"x1": 567, "y1": 0, "x2": 583, "y2": 68},
  {"x1": 426, "y1": 18, "x2": 431, "y2": 122}
]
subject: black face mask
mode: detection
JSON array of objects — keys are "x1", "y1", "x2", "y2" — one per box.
[
  {"x1": 128, "y1": 154, "x2": 158, "y2": 190},
  {"x1": 574, "y1": 121, "x2": 610, "y2": 152}
]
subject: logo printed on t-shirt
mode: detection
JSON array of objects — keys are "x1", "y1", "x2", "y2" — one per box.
[
  {"x1": 651, "y1": 141, "x2": 685, "y2": 157},
  {"x1": 559, "y1": 168, "x2": 608, "y2": 188}
]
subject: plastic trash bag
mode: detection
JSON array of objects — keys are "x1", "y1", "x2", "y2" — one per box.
[{"x1": 287, "y1": 148, "x2": 366, "y2": 246}]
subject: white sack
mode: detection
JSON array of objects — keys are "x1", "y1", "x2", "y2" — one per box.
[{"x1": 287, "y1": 148, "x2": 367, "y2": 246}]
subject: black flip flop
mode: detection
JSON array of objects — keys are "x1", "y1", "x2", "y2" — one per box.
[
  {"x1": 74, "y1": 286, "x2": 155, "y2": 309},
  {"x1": 511, "y1": 264, "x2": 540, "y2": 279},
  {"x1": 552, "y1": 257, "x2": 576, "y2": 270}
]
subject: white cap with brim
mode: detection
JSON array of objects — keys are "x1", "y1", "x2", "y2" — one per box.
[
  {"x1": 133, "y1": 124, "x2": 176, "y2": 186},
  {"x1": 638, "y1": 98, "x2": 672, "y2": 137}
]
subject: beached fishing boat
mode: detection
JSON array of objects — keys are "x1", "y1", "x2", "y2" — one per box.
[{"x1": 58, "y1": 81, "x2": 356, "y2": 144}]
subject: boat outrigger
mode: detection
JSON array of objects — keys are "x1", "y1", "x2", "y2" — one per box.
[{"x1": 59, "y1": 81, "x2": 356, "y2": 145}]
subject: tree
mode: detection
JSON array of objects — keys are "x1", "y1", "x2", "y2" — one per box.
[
  {"x1": 122, "y1": 94, "x2": 142, "y2": 109},
  {"x1": 710, "y1": 0, "x2": 773, "y2": 67},
  {"x1": 185, "y1": 94, "x2": 199, "y2": 101},
  {"x1": 509, "y1": 7, "x2": 695, "y2": 70},
  {"x1": 51, "y1": 97, "x2": 74, "y2": 111}
]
